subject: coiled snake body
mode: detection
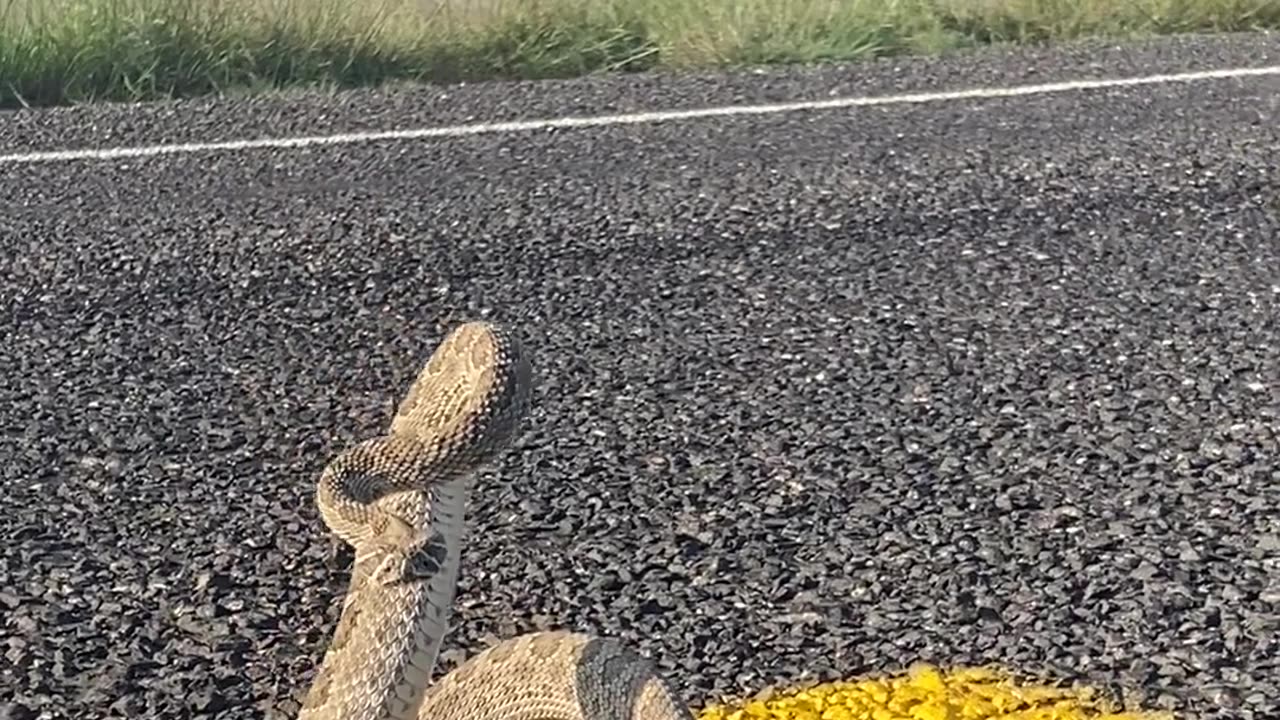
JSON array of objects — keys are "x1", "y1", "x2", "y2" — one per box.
[{"x1": 298, "y1": 322, "x2": 693, "y2": 720}]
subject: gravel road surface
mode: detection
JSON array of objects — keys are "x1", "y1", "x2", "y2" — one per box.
[{"x1": 1, "y1": 31, "x2": 1279, "y2": 720}]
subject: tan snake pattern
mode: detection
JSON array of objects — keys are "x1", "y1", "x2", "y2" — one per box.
[{"x1": 296, "y1": 321, "x2": 694, "y2": 720}]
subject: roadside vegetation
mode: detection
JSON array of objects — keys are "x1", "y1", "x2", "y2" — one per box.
[{"x1": 1, "y1": 0, "x2": 1278, "y2": 108}]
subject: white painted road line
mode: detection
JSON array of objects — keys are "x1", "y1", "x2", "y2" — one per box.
[{"x1": 2, "y1": 64, "x2": 1279, "y2": 165}]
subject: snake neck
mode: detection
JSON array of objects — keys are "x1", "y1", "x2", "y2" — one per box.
[
  {"x1": 316, "y1": 435, "x2": 474, "y2": 550},
  {"x1": 299, "y1": 477, "x2": 470, "y2": 720}
]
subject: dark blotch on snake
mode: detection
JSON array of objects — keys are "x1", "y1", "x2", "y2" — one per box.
[
  {"x1": 402, "y1": 531, "x2": 450, "y2": 581},
  {"x1": 577, "y1": 638, "x2": 668, "y2": 720}
]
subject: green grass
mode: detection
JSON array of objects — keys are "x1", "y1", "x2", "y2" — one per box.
[{"x1": 1, "y1": 0, "x2": 1279, "y2": 108}]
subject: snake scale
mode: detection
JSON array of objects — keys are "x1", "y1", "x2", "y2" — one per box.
[{"x1": 296, "y1": 321, "x2": 695, "y2": 720}]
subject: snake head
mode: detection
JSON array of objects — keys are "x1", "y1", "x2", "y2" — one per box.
[
  {"x1": 344, "y1": 502, "x2": 440, "y2": 586},
  {"x1": 365, "y1": 526, "x2": 450, "y2": 587},
  {"x1": 354, "y1": 510, "x2": 449, "y2": 587}
]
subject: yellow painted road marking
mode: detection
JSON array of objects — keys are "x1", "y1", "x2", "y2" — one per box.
[{"x1": 696, "y1": 665, "x2": 1173, "y2": 720}]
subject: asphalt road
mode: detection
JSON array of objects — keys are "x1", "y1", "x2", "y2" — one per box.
[{"x1": 2, "y1": 31, "x2": 1279, "y2": 720}]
